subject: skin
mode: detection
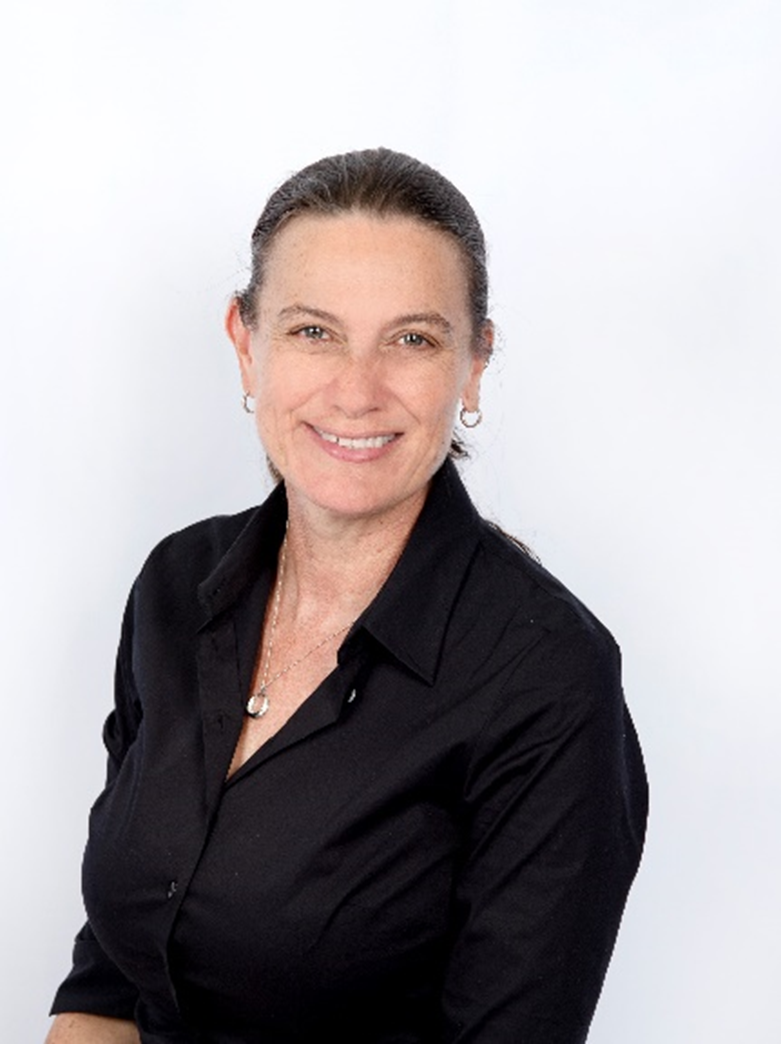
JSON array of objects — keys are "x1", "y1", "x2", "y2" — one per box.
[{"x1": 44, "y1": 1013, "x2": 140, "y2": 1043}]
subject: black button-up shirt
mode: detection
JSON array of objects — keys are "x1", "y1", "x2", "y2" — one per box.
[{"x1": 52, "y1": 461, "x2": 647, "y2": 1043}]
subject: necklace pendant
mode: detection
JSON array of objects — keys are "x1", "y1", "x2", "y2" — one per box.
[{"x1": 245, "y1": 689, "x2": 270, "y2": 719}]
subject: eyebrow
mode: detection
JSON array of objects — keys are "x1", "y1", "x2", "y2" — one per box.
[
  {"x1": 277, "y1": 304, "x2": 454, "y2": 337},
  {"x1": 392, "y1": 312, "x2": 454, "y2": 336},
  {"x1": 277, "y1": 304, "x2": 342, "y2": 325}
]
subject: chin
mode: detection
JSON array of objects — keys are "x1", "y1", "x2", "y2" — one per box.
[
  {"x1": 286, "y1": 468, "x2": 426, "y2": 523},
  {"x1": 308, "y1": 487, "x2": 405, "y2": 521}
]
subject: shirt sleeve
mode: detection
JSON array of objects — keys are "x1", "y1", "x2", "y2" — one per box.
[
  {"x1": 440, "y1": 620, "x2": 648, "y2": 1043},
  {"x1": 50, "y1": 586, "x2": 143, "y2": 1019},
  {"x1": 50, "y1": 922, "x2": 139, "y2": 1019}
]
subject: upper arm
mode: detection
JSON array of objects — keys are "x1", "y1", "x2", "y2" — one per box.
[
  {"x1": 102, "y1": 583, "x2": 143, "y2": 785},
  {"x1": 441, "y1": 623, "x2": 647, "y2": 1043},
  {"x1": 50, "y1": 586, "x2": 144, "y2": 1021}
]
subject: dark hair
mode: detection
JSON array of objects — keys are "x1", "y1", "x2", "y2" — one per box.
[
  {"x1": 236, "y1": 147, "x2": 491, "y2": 355},
  {"x1": 235, "y1": 148, "x2": 492, "y2": 461}
]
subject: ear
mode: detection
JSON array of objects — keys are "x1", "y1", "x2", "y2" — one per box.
[
  {"x1": 461, "y1": 320, "x2": 493, "y2": 411},
  {"x1": 225, "y1": 297, "x2": 256, "y2": 392}
]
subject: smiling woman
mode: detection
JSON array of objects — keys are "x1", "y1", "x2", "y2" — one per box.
[
  {"x1": 46, "y1": 149, "x2": 647, "y2": 1044},
  {"x1": 227, "y1": 211, "x2": 486, "y2": 524}
]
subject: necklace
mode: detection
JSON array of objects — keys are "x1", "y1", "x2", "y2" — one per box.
[{"x1": 244, "y1": 534, "x2": 353, "y2": 719}]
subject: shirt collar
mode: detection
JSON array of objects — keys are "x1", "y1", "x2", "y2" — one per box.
[
  {"x1": 352, "y1": 461, "x2": 481, "y2": 684},
  {"x1": 196, "y1": 482, "x2": 287, "y2": 623},
  {"x1": 197, "y1": 460, "x2": 482, "y2": 685}
]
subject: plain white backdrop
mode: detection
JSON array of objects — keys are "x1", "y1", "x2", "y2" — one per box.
[{"x1": 2, "y1": 1, "x2": 779, "y2": 1039}]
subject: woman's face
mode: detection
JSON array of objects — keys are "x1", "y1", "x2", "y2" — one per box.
[{"x1": 228, "y1": 212, "x2": 488, "y2": 525}]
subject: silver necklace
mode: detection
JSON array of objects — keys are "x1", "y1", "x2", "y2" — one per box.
[{"x1": 245, "y1": 534, "x2": 353, "y2": 719}]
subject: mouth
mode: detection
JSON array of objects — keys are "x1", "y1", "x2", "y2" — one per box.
[{"x1": 312, "y1": 426, "x2": 398, "y2": 451}]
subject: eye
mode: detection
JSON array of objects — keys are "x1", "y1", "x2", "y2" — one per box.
[
  {"x1": 295, "y1": 324, "x2": 329, "y2": 341},
  {"x1": 399, "y1": 331, "x2": 432, "y2": 348}
]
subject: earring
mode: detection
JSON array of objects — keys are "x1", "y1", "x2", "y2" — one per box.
[
  {"x1": 459, "y1": 405, "x2": 483, "y2": 428},
  {"x1": 242, "y1": 391, "x2": 255, "y2": 414}
]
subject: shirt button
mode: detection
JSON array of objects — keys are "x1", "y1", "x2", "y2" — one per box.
[{"x1": 166, "y1": 880, "x2": 178, "y2": 899}]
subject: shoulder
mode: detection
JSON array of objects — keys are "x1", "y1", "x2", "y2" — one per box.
[
  {"x1": 462, "y1": 525, "x2": 635, "y2": 792},
  {"x1": 140, "y1": 506, "x2": 259, "y2": 582},
  {"x1": 128, "y1": 496, "x2": 278, "y2": 628},
  {"x1": 473, "y1": 519, "x2": 617, "y2": 655},
  {"x1": 455, "y1": 520, "x2": 624, "y2": 742},
  {"x1": 129, "y1": 510, "x2": 259, "y2": 617}
]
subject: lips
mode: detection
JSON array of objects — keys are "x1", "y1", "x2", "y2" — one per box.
[{"x1": 312, "y1": 426, "x2": 397, "y2": 450}]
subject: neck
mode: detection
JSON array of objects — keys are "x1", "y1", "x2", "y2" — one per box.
[{"x1": 279, "y1": 486, "x2": 429, "y2": 628}]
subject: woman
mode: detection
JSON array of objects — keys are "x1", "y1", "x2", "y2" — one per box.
[{"x1": 47, "y1": 148, "x2": 647, "y2": 1043}]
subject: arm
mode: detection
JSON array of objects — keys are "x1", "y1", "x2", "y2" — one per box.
[
  {"x1": 49, "y1": 590, "x2": 144, "y2": 1024},
  {"x1": 45, "y1": 1014, "x2": 140, "y2": 1044},
  {"x1": 441, "y1": 623, "x2": 647, "y2": 1043}
]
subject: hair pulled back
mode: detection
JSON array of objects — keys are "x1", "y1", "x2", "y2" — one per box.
[{"x1": 235, "y1": 147, "x2": 491, "y2": 358}]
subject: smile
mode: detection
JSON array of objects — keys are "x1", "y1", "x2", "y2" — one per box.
[{"x1": 313, "y1": 426, "x2": 397, "y2": 450}]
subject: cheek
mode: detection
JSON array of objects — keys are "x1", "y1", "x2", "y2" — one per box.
[
  {"x1": 410, "y1": 371, "x2": 466, "y2": 427},
  {"x1": 253, "y1": 363, "x2": 325, "y2": 452},
  {"x1": 256, "y1": 359, "x2": 306, "y2": 416}
]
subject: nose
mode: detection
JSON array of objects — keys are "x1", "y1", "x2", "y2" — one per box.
[{"x1": 328, "y1": 350, "x2": 385, "y2": 418}]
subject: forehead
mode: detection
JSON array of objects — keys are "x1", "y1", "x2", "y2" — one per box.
[{"x1": 260, "y1": 211, "x2": 470, "y2": 311}]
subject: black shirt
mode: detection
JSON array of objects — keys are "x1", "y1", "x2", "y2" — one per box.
[{"x1": 52, "y1": 461, "x2": 647, "y2": 1043}]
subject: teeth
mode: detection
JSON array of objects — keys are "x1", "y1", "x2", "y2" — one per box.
[{"x1": 315, "y1": 427, "x2": 396, "y2": 450}]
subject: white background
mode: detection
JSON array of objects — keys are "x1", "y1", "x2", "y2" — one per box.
[{"x1": 2, "y1": 1, "x2": 779, "y2": 1040}]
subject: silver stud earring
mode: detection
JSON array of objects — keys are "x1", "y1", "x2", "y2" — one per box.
[
  {"x1": 459, "y1": 405, "x2": 483, "y2": 428},
  {"x1": 242, "y1": 391, "x2": 255, "y2": 414}
]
